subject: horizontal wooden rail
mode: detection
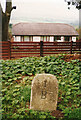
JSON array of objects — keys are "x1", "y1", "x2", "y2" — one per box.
[
  {"x1": 43, "y1": 47, "x2": 70, "y2": 49},
  {"x1": 11, "y1": 47, "x2": 40, "y2": 49},
  {"x1": 43, "y1": 49, "x2": 70, "y2": 52},
  {"x1": 11, "y1": 41, "x2": 40, "y2": 43},
  {"x1": 11, "y1": 44, "x2": 40, "y2": 47},
  {"x1": 11, "y1": 52, "x2": 40, "y2": 55},
  {"x1": 11, "y1": 49, "x2": 40, "y2": 52}
]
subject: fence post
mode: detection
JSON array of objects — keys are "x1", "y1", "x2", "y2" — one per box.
[
  {"x1": 8, "y1": 40, "x2": 11, "y2": 59},
  {"x1": 70, "y1": 41, "x2": 73, "y2": 54},
  {"x1": 40, "y1": 41, "x2": 43, "y2": 57}
]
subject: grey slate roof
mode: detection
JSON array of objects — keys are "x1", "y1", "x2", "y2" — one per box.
[{"x1": 12, "y1": 23, "x2": 79, "y2": 36}]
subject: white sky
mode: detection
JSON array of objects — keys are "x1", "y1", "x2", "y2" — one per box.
[{"x1": 0, "y1": 0, "x2": 79, "y2": 26}]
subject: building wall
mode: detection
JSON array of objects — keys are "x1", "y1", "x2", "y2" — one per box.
[
  {"x1": 33, "y1": 36, "x2": 40, "y2": 42},
  {"x1": 24, "y1": 36, "x2": 30, "y2": 41},
  {"x1": 50, "y1": 36, "x2": 54, "y2": 42},
  {"x1": 72, "y1": 37, "x2": 76, "y2": 42},
  {"x1": 14, "y1": 36, "x2": 21, "y2": 42},
  {"x1": 13, "y1": 35, "x2": 77, "y2": 42}
]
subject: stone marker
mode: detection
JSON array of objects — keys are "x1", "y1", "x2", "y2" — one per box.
[{"x1": 30, "y1": 74, "x2": 58, "y2": 111}]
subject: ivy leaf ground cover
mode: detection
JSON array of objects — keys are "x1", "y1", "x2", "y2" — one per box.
[{"x1": 0, "y1": 54, "x2": 81, "y2": 119}]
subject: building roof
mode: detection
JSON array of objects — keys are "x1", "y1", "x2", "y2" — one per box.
[{"x1": 12, "y1": 23, "x2": 79, "y2": 36}]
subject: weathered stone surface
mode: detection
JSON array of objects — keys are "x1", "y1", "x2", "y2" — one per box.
[{"x1": 30, "y1": 74, "x2": 58, "y2": 111}]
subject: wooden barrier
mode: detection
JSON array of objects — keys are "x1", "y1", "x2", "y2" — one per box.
[
  {"x1": 0, "y1": 41, "x2": 10, "y2": 60},
  {"x1": 72, "y1": 41, "x2": 81, "y2": 54},
  {"x1": 43, "y1": 41, "x2": 71, "y2": 55},
  {"x1": 11, "y1": 42, "x2": 40, "y2": 58},
  {"x1": 0, "y1": 41, "x2": 81, "y2": 59}
]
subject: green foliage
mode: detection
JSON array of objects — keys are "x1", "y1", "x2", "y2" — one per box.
[
  {"x1": 20, "y1": 85, "x2": 31, "y2": 102},
  {"x1": 2, "y1": 108, "x2": 55, "y2": 120},
  {"x1": 63, "y1": 107, "x2": 81, "y2": 119},
  {"x1": 1, "y1": 54, "x2": 81, "y2": 119}
]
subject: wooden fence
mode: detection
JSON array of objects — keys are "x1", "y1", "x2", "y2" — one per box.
[
  {"x1": 0, "y1": 41, "x2": 10, "y2": 60},
  {"x1": 0, "y1": 41, "x2": 81, "y2": 59},
  {"x1": 11, "y1": 41, "x2": 40, "y2": 58}
]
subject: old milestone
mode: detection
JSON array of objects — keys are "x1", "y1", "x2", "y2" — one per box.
[{"x1": 30, "y1": 74, "x2": 58, "y2": 111}]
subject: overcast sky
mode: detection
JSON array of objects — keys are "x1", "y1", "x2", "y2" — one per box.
[{"x1": 0, "y1": 0, "x2": 79, "y2": 26}]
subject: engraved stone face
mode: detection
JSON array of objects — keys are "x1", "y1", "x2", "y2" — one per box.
[{"x1": 30, "y1": 74, "x2": 58, "y2": 111}]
